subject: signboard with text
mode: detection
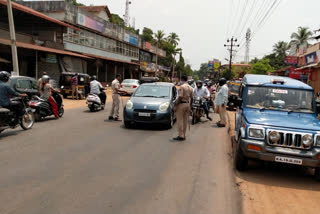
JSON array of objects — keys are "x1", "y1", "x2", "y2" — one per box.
[
  {"x1": 285, "y1": 56, "x2": 298, "y2": 65},
  {"x1": 77, "y1": 13, "x2": 105, "y2": 33}
]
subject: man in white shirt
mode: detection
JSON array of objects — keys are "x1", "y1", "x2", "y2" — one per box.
[
  {"x1": 215, "y1": 78, "x2": 229, "y2": 127},
  {"x1": 90, "y1": 75, "x2": 106, "y2": 104},
  {"x1": 193, "y1": 80, "x2": 212, "y2": 121}
]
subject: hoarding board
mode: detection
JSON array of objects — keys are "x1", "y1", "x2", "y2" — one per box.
[{"x1": 77, "y1": 13, "x2": 105, "y2": 33}]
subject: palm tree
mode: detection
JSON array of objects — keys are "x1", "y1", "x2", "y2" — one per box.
[
  {"x1": 290, "y1": 27, "x2": 313, "y2": 48},
  {"x1": 154, "y1": 30, "x2": 165, "y2": 48},
  {"x1": 167, "y1": 32, "x2": 180, "y2": 46},
  {"x1": 272, "y1": 41, "x2": 290, "y2": 56}
]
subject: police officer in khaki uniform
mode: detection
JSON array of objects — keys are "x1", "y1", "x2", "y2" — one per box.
[
  {"x1": 109, "y1": 74, "x2": 126, "y2": 121},
  {"x1": 173, "y1": 76, "x2": 194, "y2": 141}
]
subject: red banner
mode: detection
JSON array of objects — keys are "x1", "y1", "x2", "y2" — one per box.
[{"x1": 285, "y1": 56, "x2": 298, "y2": 65}]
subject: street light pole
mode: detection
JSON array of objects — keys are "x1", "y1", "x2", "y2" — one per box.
[
  {"x1": 7, "y1": 0, "x2": 19, "y2": 76},
  {"x1": 224, "y1": 37, "x2": 239, "y2": 80}
]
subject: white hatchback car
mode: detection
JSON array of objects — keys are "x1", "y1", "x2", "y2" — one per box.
[{"x1": 120, "y1": 79, "x2": 140, "y2": 95}]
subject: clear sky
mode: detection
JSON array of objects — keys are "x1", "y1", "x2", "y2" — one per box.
[{"x1": 77, "y1": 0, "x2": 320, "y2": 70}]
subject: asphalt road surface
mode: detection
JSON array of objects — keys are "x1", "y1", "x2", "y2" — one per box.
[{"x1": 0, "y1": 102, "x2": 241, "y2": 214}]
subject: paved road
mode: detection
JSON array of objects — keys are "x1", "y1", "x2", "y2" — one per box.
[{"x1": 0, "y1": 102, "x2": 241, "y2": 214}]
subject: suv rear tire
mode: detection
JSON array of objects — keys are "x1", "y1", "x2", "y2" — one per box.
[{"x1": 234, "y1": 136, "x2": 248, "y2": 171}]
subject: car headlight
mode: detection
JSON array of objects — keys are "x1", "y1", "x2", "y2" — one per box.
[
  {"x1": 269, "y1": 131, "x2": 281, "y2": 143},
  {"x1": 316, "y1": 136, "x2": 320, "y2": 147},
  {"x1": 248, "y1": 128, "x2": 264, "y2": 139},
  {"x1": 159, "y1": 102, "x2": 170, "y2": 112},
  {"x1": 126, "y1": 100, "x2": 133, "y2": 110},
  {"x1": 302, "y1": 134, "x2": 313, "y2": 147}
]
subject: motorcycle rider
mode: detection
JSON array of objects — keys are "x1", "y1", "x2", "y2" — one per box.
[
  {"x1": 0, "y1": 71, "x2": 27, "y2": 116},
  {"x1": 40, "y1": 75, "x2": 60, "y2": 119},
  {"x1": 188, "y1": 79, "x2": 195, "y2": 88},
  {"x1": 193, "y1": 80, "x2": 212, "y2": 121},
  {"x1": 89, "y1": 75, "x2": 106, "y2": 105}
]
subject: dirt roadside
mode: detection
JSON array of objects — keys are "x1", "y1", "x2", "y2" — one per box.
[
  {"x1": 228, "y1": 111, "x2": 320, "y2": 214},
  {"x1": 63, "y1": 88, "x2": 129, "y2": 110}
]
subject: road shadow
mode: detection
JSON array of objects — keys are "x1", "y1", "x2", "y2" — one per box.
[
  {"x1": 0, "y1": 129, "x2": 22, "y2": 139},
  {"x1": 36, "y1": 117, "x2": 58, "y2": 123},
  {"x1": 120, "y1": 123, "x2": 172, "y2": 132}
]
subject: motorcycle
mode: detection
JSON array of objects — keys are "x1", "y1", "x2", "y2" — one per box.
[
  {"x1": 0, "y1": 97, "x2": 35, "y2": 134},
  {"x1": 191, "y1": 96, "x2": 205, "y2": 125},
  {"x1": 86, "y1": 89, "x2": 106, "y2": 112},
  {"x1": 29, "y1": 91, "x2": 64, "y2": 121}
]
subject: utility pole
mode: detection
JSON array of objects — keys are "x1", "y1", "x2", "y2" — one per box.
[
  {"x1": 7, "y1": 0, "x2": 19, "y2": 76},
  {"x1": 224, "y1": 37, "x2": 239, "y2": 79}
]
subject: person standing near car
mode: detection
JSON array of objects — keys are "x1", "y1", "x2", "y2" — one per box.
[
  {"x1": 173, "y1": 75, "x2": 193, "y2": 141},
  {"x1": 71, "y1": 73, "x2": 79, "y2": 100},
  {"x1": 108, "y1": 74, "x2": 126, "y2": 121},
  {"x1": 215, "y1": 78, "x2": 228, "y2": 127}
]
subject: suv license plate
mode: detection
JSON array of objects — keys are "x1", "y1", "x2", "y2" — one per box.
[
  {"x1": 139, "y1": 112, "x2": 151, "y2": 117},
  {"x1": 275, "y1": 156, "x2": 302, "y2": 165}
]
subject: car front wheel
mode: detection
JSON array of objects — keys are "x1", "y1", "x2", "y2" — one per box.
[{"x1": 234, "y1": 136, "x2": 248, "y2": 171}]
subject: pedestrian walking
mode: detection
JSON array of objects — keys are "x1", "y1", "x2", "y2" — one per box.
[
  {"x1": 108, "y1": 74, "x2": 126, "y2": 121},
  {"x1": 71, "y1": 73, "x2": 79, "y2": 100},
  {"x1": 173, "y1": 75, "x2": 194, "y2": 141},
  {"x1": 215, "y1": 78, "x2": 228, "y2": 127}
]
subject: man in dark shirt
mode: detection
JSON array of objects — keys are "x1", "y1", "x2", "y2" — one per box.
[{"x1": 0, "y1": 71, "x2": 27, "y2": 115}]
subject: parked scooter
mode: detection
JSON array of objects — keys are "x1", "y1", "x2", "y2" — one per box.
[
  {"x1": 29, "y1": 91, "x2": 64, "y2": 121},
  {"x1": 86, "y1": 88, "x2": 106, "y2": 112},
  {"x1": 0, "y1": 97, "x2": 35, "y2": 134},
  {"x1": 191, "y1": 96, "x2": 205, "y2": 125}
]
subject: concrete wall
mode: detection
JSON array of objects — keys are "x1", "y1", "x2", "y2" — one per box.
[{"x1": 64, "y1": 41, "x2": 138, "y2": 63}]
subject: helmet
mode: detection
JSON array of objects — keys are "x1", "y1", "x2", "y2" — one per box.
[
  {"x1": 188, "y1": 79, "x2": 194, "y2": 85},
  {"x1": 0, "y1": 71, "x2": 10, "y2": 82},
  {"x1": 42, "y1": 75, "x2": 50, "y2": 83},
  {"x1": 196, "y1": 80, "x2": 203, "y2": 89},
  {"x1": 219, "y1": 78, "x2": 226, "y2": 86},
  {"x1": 92, "y1": 75, "x2": 97, "y2": 81},
  {"x1": 206, "y1": 81, "x2": 212, "y2": 87}
]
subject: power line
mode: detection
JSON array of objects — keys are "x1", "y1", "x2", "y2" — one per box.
[
  {"x1": 237, "y1": 0, "x2": 258, "y2": 39},
  {"x1": 232, "y1": 0, "x2": 249, "y2": 37}
]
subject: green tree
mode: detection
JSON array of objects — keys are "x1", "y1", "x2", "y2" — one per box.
[
  {"x1": 290, "y1": 26, "x2": 313, "y2": 48},
  {"x1": 222, "y1": 66, "x2": 235, "y2": 80},
  {"x1": 68, "y1": 0, "x2": 84, "y2": 6},
  {"x1": 167, "y1": 32, "x2": 180, "y2": 46},
  {"x1": 110, "y1": 14, "x2": 125, "y2": 26},
  {"x1": 273, "y1": 41, "x2": 290, "y2": 56},
  {"x1": 263, "y1": 53, "x2": 286, "y2": 70},
  {"x1": 193, "y1": 63, "x2": 210, "y2": 80},
  {"x1": 154, "y1": 30, "x2": 165, "y2": 48},
  {"x1": 250, "y1": 59, "x2": 273, "y2": 75},
  {"x1": 141, "y1": 27, "x2": 154, "y2": 43}
]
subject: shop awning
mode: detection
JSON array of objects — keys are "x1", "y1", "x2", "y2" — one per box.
[
  {"x1": 295, "y1": 63, "x2": 320, "y2": 70},
  {"x1": 0, "y1": 57, "x2": 10, "y2": 63},
  {"x1": 0, "y1": 38, "x2": 92, "y2": 59},
  {"x1": 0, "y1": 0, "x2": 80, "y2": 31},
  {"x1": 83, "y1": 53, "x2": 140, "y2": 66}
]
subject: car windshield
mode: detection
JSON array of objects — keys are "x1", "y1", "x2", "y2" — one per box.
[
  {"x1": 245, "y1": 86, "x2": 315, "y2": 113},
  {"x1": 229, "y1": 83, "x2": 240, "y2": 94},
  {"x1": 123, "y1": 79, "x2": 138, "y2": 84},
  {"x1": 134, "y1": 85, "x2": 170, "y2": 98}
]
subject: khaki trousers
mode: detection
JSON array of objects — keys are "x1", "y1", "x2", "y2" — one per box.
[
  {"x1": 72, "y1": 85, "x2": 78, "y2": 99},
  {"x1": 176, "y1": 103, "x2": 190, "y2": 138},
  {"x1": 110, "y1": 94, "x2": 120, "y2": 118},
  {"x1": 218, "y1": 105, "x2": 227, "y2": 125}
]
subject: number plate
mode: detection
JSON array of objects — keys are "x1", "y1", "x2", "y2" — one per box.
[
  {"x1": 88, "y1": 102, "x2": 92, "y2": 105},
  {"x1": 275, "y1": 156, "x2": 302, "y2": 165},
  {"x1": 138, "y1": 112, "x2": 151, "y2": 117}
]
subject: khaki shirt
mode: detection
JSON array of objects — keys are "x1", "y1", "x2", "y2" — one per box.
[
  {"x1": 111, "y1": 79, "x2": 120, "y2": 95},
  {"x1": 178, "y1": 83, "x2": 194, "y2": 103}
]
